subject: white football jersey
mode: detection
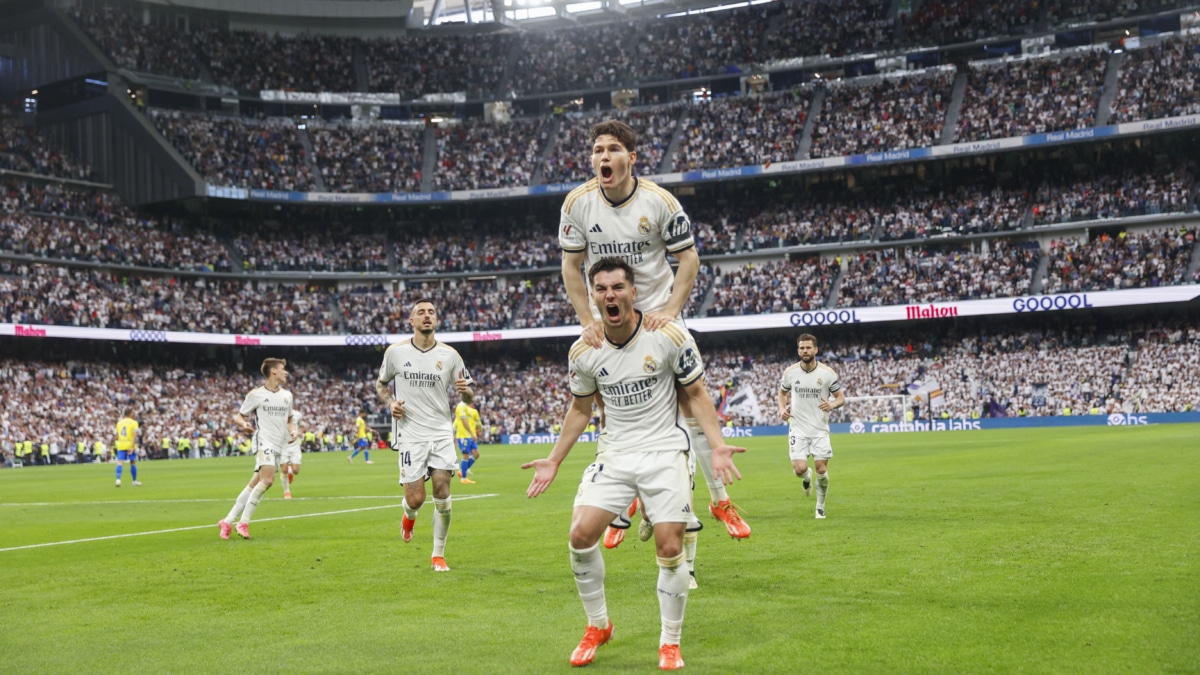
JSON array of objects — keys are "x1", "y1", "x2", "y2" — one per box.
[
  {"x1": 569, "y1": 317, "x2": 704, "y2": 454},
  {"x1": 559, "y1": 177, "x2": 695, "y2": 316},
  {"x1": 285, "y1": 409, "x2": 303, "y2": 452},
  {"x1": 378, "y1": 339, "x2": 474, "y2": 444},
  {"x1": 239, "y1": 386, "x2": 294, "y2": 452},
  {"x1": 780, "y1": 361, "x2": 842, "y2": 437}
]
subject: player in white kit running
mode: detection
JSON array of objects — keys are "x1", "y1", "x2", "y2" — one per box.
[
  {"x1": 376, "y1": 298, "x2": 474, "y2": 572},
  {"x1": 218, "y1": 358, "x2": 297, "y2": 540},
  {"x1": 778, "y1": 333, "x2": 845, "y2": 519}
]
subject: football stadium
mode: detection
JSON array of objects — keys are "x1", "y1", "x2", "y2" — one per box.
[{"x1": 2, "y1": 0, "x2": 1199, "y2": 671}]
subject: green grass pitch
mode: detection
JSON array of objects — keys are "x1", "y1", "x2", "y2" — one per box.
[{"x1": 2, "y1": 425, "x2": 1198, "y2": 674}]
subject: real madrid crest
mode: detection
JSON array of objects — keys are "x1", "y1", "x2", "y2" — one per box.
[
  {"x1": 435, "y1": 360, "x2": 443, "y2": 371},
  {"x1": 643, "y1": 356, "x2": 658, "y2": 373},
  {"x1": 637, "y1": 216, "x2": 651, "y2": 235},
  {"x1": 817, "y1": 378, "x2": 822, "y2": 385}
]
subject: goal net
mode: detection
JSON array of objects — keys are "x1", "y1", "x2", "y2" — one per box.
[{"x1": 831, "y1": 394, "x2": 910, "y2": 425}]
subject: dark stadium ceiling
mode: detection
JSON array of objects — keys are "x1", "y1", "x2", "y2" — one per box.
[{"x1": 418, "y1": 0, "x2": 774, "y2": 27}]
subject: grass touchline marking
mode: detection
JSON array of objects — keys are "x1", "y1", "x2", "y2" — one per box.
[
  {"x1": 1, "y1": 495, "x2": 456, "y2": 507},
  {"x1": 0, "y1": 494, "x2": 499, "y2": 553}
]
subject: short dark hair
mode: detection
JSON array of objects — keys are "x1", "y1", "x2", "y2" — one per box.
[
  {"x1": 261, "y1": 358, "x2": 287, "y2": 377},
  {"x1": 589, "y1": 120, "x2": 637, "y2": 153},
  {"x1": 588, "y1": 257, "x2": 636, "y2": 286},
  {"x1": 797, "y1": 333, "x2": 818, "y2": 347},
  {"x1": 411, "y1": 297, "x2": 436, "y2": 313}
]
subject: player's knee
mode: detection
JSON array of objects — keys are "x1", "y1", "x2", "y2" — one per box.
[
  {"x1": 655, "y1": 541, "x2": 683, "y2": 559},
  {"x1": 568, "y1": 527, "x2": 600, "y2": 551}
]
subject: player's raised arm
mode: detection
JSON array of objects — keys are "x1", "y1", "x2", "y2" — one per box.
[
  {"x1": 522, "y1": 393, "x2": 594, "y2": 498},
  {"x1": 680, "y1": 377, "x2": 744, "y2": 484}
]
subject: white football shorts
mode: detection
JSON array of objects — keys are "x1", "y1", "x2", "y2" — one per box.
[
  {"x1": 574, "y1": 450, "x2": 694, "y2": 524},
  {"x1": 395, "y1": 438, "x2": 457, "y2": 484},
  {"x1": 788, "y1": 432, "x2": 833, "y2": 461}
]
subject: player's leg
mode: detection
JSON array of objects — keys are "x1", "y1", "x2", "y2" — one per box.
[
  {"x1": 568, "y1": 456, "x2": 637, "y2": 666},
  {"x1": 464, "y1": 440, "x2": 479, "y2": 477},
  {"x1": 129, "y1": 457, "x2": 140, "y2": 485},
  {"x1": 114, "y1": 454, "x2": 125, "y2": 486},
  {"x1": 429, "y1": 463, "x2": 455, "y2": 571},
  {"x1": 687, "y1": 413, "x2": 750, "y2": 538},
  {"x1": 457, "y1": 439, "x2": 474, "y2": 484},
  {"x1": 791, "y1": 434, "x2": 812, "y2": 496},
  {"x1": 349, "y1": 439, "x2": 363, "y2": 462},
  {"x1": 640, "y1": 451, "x2": 693, "y2": 670},
  {"x1": 399, "y1": 444, "x2": 429, "y2": 542},
  {"x1": 814, "y1": 457, "x2": 830, "y2": 518},
  {"x1": 220, "y1": 473, "x2": 259, "y2": 539},
  {"x1": 238, "y1": 461, "x2": 275, "y2": 537}
]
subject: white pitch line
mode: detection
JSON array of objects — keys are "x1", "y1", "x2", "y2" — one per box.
[
  {"x1": 0, "y1": 494, "x2": 498, "y2": 553},
  {"x1": 2, "y1": 495, "x2": 429, "y2": 507}
]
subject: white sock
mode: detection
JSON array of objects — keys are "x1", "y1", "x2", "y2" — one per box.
[
  {"x1": 657, "y1": 553, "x2": 689, "y2": 646},
  {"x1": 687, "y1": 419, "x2": 728, "y2": 504},
  {"x1": 570, "y1": 543, "x2": 608, "y2": 628},
  {"x1": 816, "y1": 471, "x2": 829, "y2": 509},
  {"x1": 224, "y1": 485, "x2": 252, "y2": 523},
  {"x1": 683, "y1": 532, "x2": 698, "y2": 573},
  {"x1": 803, "y1": 467, "x2": 812, "y2": 485},
  {"x1": 402, "y1": 497, "x2": 419, "y2": 521},
  {"x1": 432, "y1": 497, "x2": 451, "y2": 558},
  {"x1": 239, "y1": 482, "x2": 269, "y2": 523}
]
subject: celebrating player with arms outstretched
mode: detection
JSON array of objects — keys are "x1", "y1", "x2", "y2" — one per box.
[
  {"x1": 525, "y1": 258, "x2": 743, "y2": 670},
  {"x1": 376, "y1": 299, "x2": 474, "y2": 572},
  {"x1": 779, "y1": 333, "x2": 845, "y2": 519},
  {"x1": 559, "y1": 119, "x2": 751, "y2": 541}
]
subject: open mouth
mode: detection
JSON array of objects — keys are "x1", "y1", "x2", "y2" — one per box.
[
  {"x1": 600, "y1": 166, "x2": 613, "y2": 180},
  {"x1": 605, "y1": 304, "x2": 620, "y2": 320}
]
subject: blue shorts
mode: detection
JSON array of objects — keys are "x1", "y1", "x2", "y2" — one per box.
[
  {"x1": 457, "y1": 438, "x2": 478, "y2": 454},
  {"x1": 356, "y1": 438, "x2": 368, "y2": 449},
  {"x1": 116, "y1": 450, "x2": 136, "y2": 461}
]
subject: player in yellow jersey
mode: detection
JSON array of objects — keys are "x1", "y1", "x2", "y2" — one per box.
[
  {"x1": 454, "y1": 392, "x2": 482, "y2": 484},
  {"x1": 348, "y1": 410, "x2": 374, "y2": 464},
  {"x1": 113, "y1": 409, "x2": 141, "y2": 487}
]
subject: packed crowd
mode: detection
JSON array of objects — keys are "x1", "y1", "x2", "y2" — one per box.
[
  {"x1": 901, "y1": 0, "x2": 1040, "y2": 47},
  {"x1": 1040, "y1": 227, "x2": 1197, "y2": 292},
  {"x1": 152, "y1": 110, "x2": 316, "y2": 191},
  {"x1": 705, "y1": 258, "x2": 839, "y2": 315},
  {"x1": 1122, "y1": 323, "x2": 1200, "y2": 413},
  {"x1": 194, "y1": 28, "x2": 355, "y2": 93},
  {"x1": 956, "y1": 50, "x2": 1108, "y2": 142},
  {"x1": 235, "y1": 230, "x2": 388, "y2": 274},
  {"x1": 509, "y1": 23, "x2": 636, "y2": 96},
  {"x1": 310, "y1": 123, "x2": 424, "y2": 193},
  {"x1": 0, "y1": 263, "x2": 337, "y2": 334},
  {"x1": 759, "y1": 0, "x2": 894, "y2": 60},
  {"x1": 1031, "y1": 164, "x2": 1196, "y2": 224},
  {"x1": 542, "y1": 103, "x2": 683, "y2": 185},
  {"x1": 367, "y1": 33, "x2": 513, "y2": 99},
  {"x1": 836, "y1": 240, "x2": 1042, "y2": 307},
  {"x1": 432, "y1": 118, "x2": 554, "y2": 191},
  {"x1": 632, "y1": 6, "x2": 773, "y2": 81},
  {"x1": 0, "y1": 358, "x2": 377, "y2": 463},
  {"x1": 70, "y1": 5, "x2": 204, "y2": 80},
  {"x1": 64, "y1": 0, "x2": 1200, "y2": 105},
  {"x1": 673, "y1": 90, "x2": 810, "y2": 171},
  {"x1": 1109, "y1": 33, "x2": 1200, "y2": 124},
  {"x1": 1, "y1": 107, "x2": 94, "y2": 181},
  {"x1": 1, "y1": 180, "x2": 230, "y2": 272},
  {"x1": 807, "y1": 70, "x2": 954, "y2": 158}
]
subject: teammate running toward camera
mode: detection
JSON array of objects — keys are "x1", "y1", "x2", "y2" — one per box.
[
  {"x1": 524, "y1": 258, "x2": 743, "y2": 670},
  {"x1": 778, "y1": 333, "x2": 845, "y2": 519},
  {"x1": 218, "y1": 358, "x2": 297, "y2": 539},
  {"x1": 376, "y1": 299, "x2": 474, "y2": 572}
]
